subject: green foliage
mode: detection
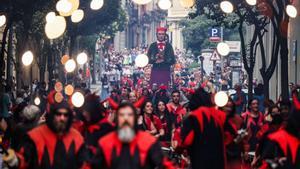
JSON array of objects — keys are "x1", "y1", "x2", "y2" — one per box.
[{"x1": 180, "y1": 15, "x2": 239, "y2": 56}]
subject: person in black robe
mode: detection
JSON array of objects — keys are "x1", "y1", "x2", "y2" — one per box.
[
  {"x1": 3, "y1": 94, "x2": 89, "y2": 169},
  {"x1": 147, "y1": 27, "x2": 175, "y2": 86},
  {"x1": 180, "y1": 87, "x2": 227, "y2": 169}
]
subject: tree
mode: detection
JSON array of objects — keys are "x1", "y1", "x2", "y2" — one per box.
[
  {"x1": 194, "y1": 0, "x2": 291, "y2": 102},
  {"x1": 0, "y1": 0, "x2": 126, "y2": 89}
]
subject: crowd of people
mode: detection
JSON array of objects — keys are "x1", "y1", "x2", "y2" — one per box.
[{"x1": 0, "y1": 76, "x2": 299, "y2": 169}]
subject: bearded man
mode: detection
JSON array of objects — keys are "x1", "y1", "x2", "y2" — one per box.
[
  {"x1": 3, "y1": 94, "x2": 88, "y2": 169},
  {"x1": 91, "y1": 102, "x2": 174, "y2": 169}
]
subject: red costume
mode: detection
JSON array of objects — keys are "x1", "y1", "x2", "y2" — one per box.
[
  {"x1": 91, "y1": 131, "x2": 174, "y2": 169},
  {"x1": 181, "y1": 107, "x2": 227, "y2": 169}
]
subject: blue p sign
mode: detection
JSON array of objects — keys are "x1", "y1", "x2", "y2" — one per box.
[
  {"x1": 209, "y1": 28, "x2": 221, "y2": 42},
  {"x1": 211, "y1": 28, "x2": 220, "y2": 37}
]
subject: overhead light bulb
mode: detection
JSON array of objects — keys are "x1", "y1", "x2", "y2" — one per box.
[
  {"x1": 245, "y1": 0, "x2": 257, "y2": 6},
  {"x1": 65, "y1": 59, "x2": 76, "y2": 72},
  {"x1": 217, "y1": 42, "x2": 230, "y2": 56},
  {"x1": 214, "y1": 91, "x2": 229, "y2": 107},
  {"x1": 286, "y1": 5, "x2": 298, "y2": 18},
  {"x1": 220, "y1": 1, "x2": 234, "y2": 14},
  {"x1": 135, "y1": 54, "x2": 149, "y2": 68},
  {"x1": 22, "y1": 51, "x2": 34, "y2": 66},
  {"x1": 76, "y1": 52, "x2": 88, "y2": 65},
  {"x1": 71, "y1": 92, "x2": 85, "y2": 107},
  {"x1": 71, "y1": 9, "x2": 84, "y2": 23},
  {"x1": 158, "y1": 0, "x2": 172, "y2": 10},
  {"x1": 90, "y1": 0, "x2": 104, "y2": 10},
  {"x1": 0, "y1": 15, "x2": 6, "y2": 27},
  {"x1": 132, "y1": 0, "x2": 152, "y2": 5}
]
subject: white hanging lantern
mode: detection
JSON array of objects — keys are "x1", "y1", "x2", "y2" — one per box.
[
  {"x1": 71, "y1": 92, "x2": 85, "y2": 107},
  {"x1": 0, "y1": 15, "x2": 6, "y2": 27},
  {"x1": 90, "y1": 0, "x2": 104, "y2": 10},
  {"x1": 22, "y1": 51, "x2": 34, "y2": 66},
  {"x1": 59, "y1": 0, "x2": 80, "y2": 17},
  {"x1": 217, "y1": 42, "x2": 230, "y2": 56},
  {"x1": 34, "y1": 97, "x2": 41, "y2": 106},
  {"x1": 158, "y1": 0, "x2": 172, "y2": 10},
  {"x1": 56, "y1": 0, "x2": 73, "y2": 13},
  {"x1": 179, "y1": 0, "x2": 195, "y2": 8},
  {"x1": 132, "y1": 0, "x2": 152, "y2": 5},
  {"x1": 135, "y1": 54, "x2": 149, "y2": 68},
  {"x1": 214, "y1": 91, "x2": 229, "y2": 107},
  {"x1": 71, "y1": 9, "x2": 84, "y2": 23},
  {"x1": 220, "y1": 1, "x2": 234, "y2": 14},
  {"x1": 245, "y1": 0, "x2": 257, "y2": 6},
  {"x1": 286, "y1": 5, "x2": 298, "y2": 18},
  {"x1": 46, "y1": 12, "x2": 56, "y2": 23},
  {"x1": 45, "y1": 16, "x2": 66, "y2": 39},
  {"x1": 65, "y1": 59, "x2": 76, "y2": 72},
  {"x1": 76, "y1": 52, "x2": 88, "y2": 65}
]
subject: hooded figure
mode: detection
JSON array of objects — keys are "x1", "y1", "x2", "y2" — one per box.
[
  {"x1": 180, "y1": 87, "x2": 227, "y2": 169},
  {"x1": 81, "y1": 94, "x2": 115, "y2": 155},
  {"x1": 4, "y1": 92, "x2": 89, "y2": 169},
  {"x1": 259, "y1": 93, "x2": 300, "y2": 169}
]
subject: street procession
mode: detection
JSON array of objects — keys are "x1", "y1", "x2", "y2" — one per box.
[{"x1": 0, "y1": 0, "x2": 300, "y2": 168}]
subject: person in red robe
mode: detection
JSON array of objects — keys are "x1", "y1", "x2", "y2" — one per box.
[
  {"x1": 259, "y1": 88, "x2": 300, "y2": 169},
  {"x1": 91, "y1": 102, "x2": 174, "y2": 169},
  {"x1": 3, "y1": 94, "x2": 89, "y2": 169}
]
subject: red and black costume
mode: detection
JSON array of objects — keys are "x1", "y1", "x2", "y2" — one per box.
[
  {"x1": 81, "y1": 94, "x2": 115, "y2": 154},
  {"x1": 224, "y1": 114, "x2": 244, "y2": 168},
  {"x1": 166, "y1": 103, "x2": 186, "y2": 127},
  {"x1": 16, "y1": 101, "x2": 88, "y2": 169},
  {"x1": 91, "y1": 131, "x2": 174, "y2": 169},
  {"x1": 259, "y1": 100, "x2": 300, "y2": 169},
  {"x1": 259, "y1": 129, "x2": 300, "y2": 169},
  {"x1": 241, "y1": 111, "x2": 264, "y2": 152},
  {"x1": 158, "y1": 110, "x2": 175, "y2": 142},
  {"x1": 181, "y1": 107, "x2": 227, "y2": 169}
]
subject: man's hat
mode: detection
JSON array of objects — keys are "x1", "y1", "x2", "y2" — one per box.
[{"x1": 156, "y1": 27, "x2": 167, "y2": 32}]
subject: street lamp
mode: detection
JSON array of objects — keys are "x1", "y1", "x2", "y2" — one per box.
[
  {"x1": 214, "y1": 91, "x2": 229, "y2": 107},
  {"x1": 22, "y1": 51, "x2": 34, "y2": 66},
  {"x1": 65, "y1": 59, "x2": 76, "y2": 72},
  {"x1": 199, "y1": 55, "x2": 204, "y2": 83},
  {"x1": 0, "y1": 15, "x2": 6, "y2": 27},
  {"x1": 71, "y1": 9, "x2": 84, "y2": 23},
  {"x1": 135, "y1": 54, "x2": 149, "y2": 68},
  {"x1": 45, "y1": 16, "x2": 66, "y2": 39},
  {"x1": 217, "y1": 42, "x2": 230, "y2": 56},
  {"x1": 76, "y1": 52, "x2": 88, "y2": 65},
  {"x1": 286, "y1": 5, "x2": 298, "y2": 18},
  {"x1": 158, "y1": 0, "x2": 172, "y2": 10},
  {"x1": 245, "y1": 0, "x2": 257, "y2": 6},
  {"x1": 90, "y1": 0, "x2": 104, "y2": 10},
  {"x1": 220, "y1": 1, "x2": 234, "y2": 14},
  {"x1": 132, "y1": 0, "x2": 152, "y2": 5}
]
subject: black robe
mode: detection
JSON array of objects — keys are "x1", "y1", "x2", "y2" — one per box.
[
  {"x1": 91, "y1": 131, "x2": 173, "y2": 169},
  {"x1": 181, "y1": 107, "x2": 227, "y2": 169},
  {"x1": 16, "y1": 124, "x2": 88, "y2": 169}
]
